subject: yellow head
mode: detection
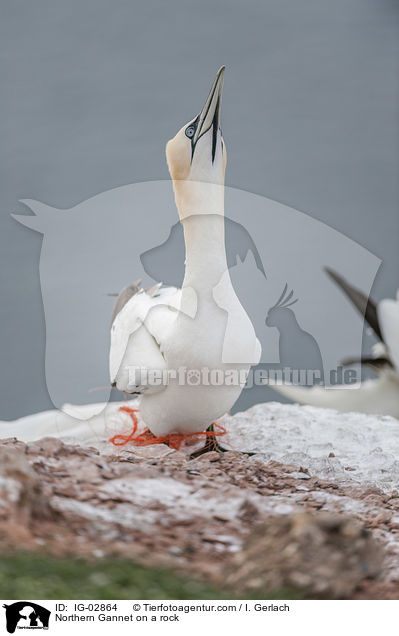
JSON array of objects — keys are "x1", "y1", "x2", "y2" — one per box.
[{"x1": 166, "y1": 67, "x2": 227, "y2": 217}]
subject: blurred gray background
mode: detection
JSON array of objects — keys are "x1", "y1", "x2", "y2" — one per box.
[{"x1": 0, "y1": 0, "x2": 397, "y2": 419}]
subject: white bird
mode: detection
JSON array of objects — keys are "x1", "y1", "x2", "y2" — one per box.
[
  {"x1": 270, "y1": 268, "x2": 399, "y2": 418},
  {"x1": 109, "y1": 67, "x2": 261, "y2": 452}
]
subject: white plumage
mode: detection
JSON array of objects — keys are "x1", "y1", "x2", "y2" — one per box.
[
  {"x1": 378, "y1": 293, "x2": 399, "y2": 374},
  {"x1": 109, "y1": 67, "x2": 260, "y2": 437},
  {"x1": 110, "y1": 284, "x2": 180, "y2": 395}
]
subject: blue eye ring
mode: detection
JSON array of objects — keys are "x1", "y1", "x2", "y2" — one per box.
[{"x1": 185, "y1": 125, "x2": 195, "y2": 139}]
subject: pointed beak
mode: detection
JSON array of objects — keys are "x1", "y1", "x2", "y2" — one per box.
[{"x1": 193, "y1": 66, "x2": 225, "y2": 149}]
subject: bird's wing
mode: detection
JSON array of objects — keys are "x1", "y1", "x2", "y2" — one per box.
[
  {"x1": 341, "y1": 355, "x2": 392, "y2": 371},
  {"x1": 378, "y1": 295, "x2": 399, "y2": 373},
  {"x1": 110, "y1": 279, "x2": 142, "y2": 326},
  {"x1": 325, "y1": 267, "x2": 383, "y2": 342},
  {"x1": 110, "y1": 284, "x2": 180, "y2": 393},
  {"x1": 268, "y1": 373, "x2": 399, "y2": 418}
]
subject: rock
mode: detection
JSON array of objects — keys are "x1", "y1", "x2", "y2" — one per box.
[
  {"x1": 237, "y1": 499, "x2": 260, "y2": 523},
  {"x1": 289, "y1": 471, "x2": 310, "y2": 480},
  {"x1": 0, "y1": 446, "x2": 52, "y2": 523},
  {"x1": 26, "y1": 437, "x2": 66, "y2": 456},
  {"x1": 0, "y1": 432, "x2": 394, "y2": 598},
  {"x1": 169, "y1": 545, "x2": 184, "y2": 556},
  {"x1": 193, "y1": 451, "x2": 220, "y2": 463},
  {"x1": 224, "y1": 512, "x2": 383, "y2": 599}
]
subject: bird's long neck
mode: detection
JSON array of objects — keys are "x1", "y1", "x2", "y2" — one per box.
[
  {"x1": 174, "y1": 181, "x2": 228, "y2": 291},
  {"x1": 182, "y1": 214, "x2": 228, "y2": 291}
]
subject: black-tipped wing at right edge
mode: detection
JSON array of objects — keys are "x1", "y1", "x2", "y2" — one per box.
[
  {"x1": 341, "y1": 355, "x2": 393, "y2": 370},
  {"x1": 324, "y1": 267, "x2": 384, "y2": 342}
]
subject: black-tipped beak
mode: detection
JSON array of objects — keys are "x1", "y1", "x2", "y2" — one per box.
[{"x1": 193, "y1": 66, "x2": 225, "y2": 160}]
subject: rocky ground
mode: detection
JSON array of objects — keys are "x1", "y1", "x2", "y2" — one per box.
[{"x1": 1, "y1": 406, "x2": 399, "y2": 598}]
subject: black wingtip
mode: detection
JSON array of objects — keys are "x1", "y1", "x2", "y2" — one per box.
[
  {"x1": 324, "y1": 266, "x2": 383, "y2": 342},
  {"x1": 324, "y1": 266, "x2": 343, "y2": 285},
  {"x1": 341, "y1": 355, "x2": 392, "y2": 371}
]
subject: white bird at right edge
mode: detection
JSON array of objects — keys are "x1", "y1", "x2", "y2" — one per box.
[{"x1": 270, "y1": 268, "x2": 399, "y2": 418}]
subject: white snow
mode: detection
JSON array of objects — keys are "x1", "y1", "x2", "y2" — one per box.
[{"x1": 1, "y1": 399, "x2": 399, "y2": 492}]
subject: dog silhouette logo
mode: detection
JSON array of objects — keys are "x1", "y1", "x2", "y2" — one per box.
[{"x1": 3, "y1": 602, "x2": 50, "y2": 633}]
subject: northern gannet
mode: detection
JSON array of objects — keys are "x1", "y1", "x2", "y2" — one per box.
[
  {"x1": 270, "y1": 268, "x2": 399, "y2": 418},
  {"x1": 109, "y1": 67, "x2": 261, "y2": 451}
]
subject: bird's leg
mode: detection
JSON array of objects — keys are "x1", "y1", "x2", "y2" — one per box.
[
  {"x1": 189, "y1": 423, "x2": 229, "y2": 459},
  {"x1": 189, "y1": 423, "x2": 257, "y2": 460}
]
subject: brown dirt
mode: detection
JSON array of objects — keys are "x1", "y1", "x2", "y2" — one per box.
[{"x1": 1, "y1": 436, "x2": 399, "y2": 599}]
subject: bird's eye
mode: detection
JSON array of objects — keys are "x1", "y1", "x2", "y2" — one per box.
[{"x1": 185, "y1": 125, "x2": 195, "y2": 139}]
